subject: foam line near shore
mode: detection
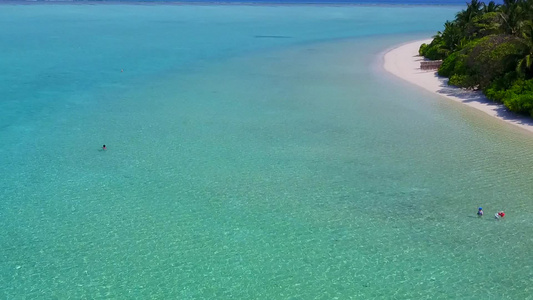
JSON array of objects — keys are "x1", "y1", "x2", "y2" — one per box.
[{"x1": 383, "y1": 39, "x2": 533, "y2": 134}]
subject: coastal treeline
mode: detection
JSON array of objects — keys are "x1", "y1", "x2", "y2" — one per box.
[{"x1": 419, "y1": 0, "x2": 533, "y2": 117}]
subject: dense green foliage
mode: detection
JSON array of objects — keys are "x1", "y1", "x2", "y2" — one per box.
[{"x1": 419, "y1": 0, "x2": 533, "y2": 117}]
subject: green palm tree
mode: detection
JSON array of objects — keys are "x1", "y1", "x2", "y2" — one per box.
[
  {"x1": 516, "y1": 21, "x2": 533, "y2": 77},
  {"x1": 524, "y1": 0, "x2": 533, "y2": 21},
  {"x1": 483, "y1": 1, "x2": 500, "y2": 13},
  {"x1": 456, "y1": 0, "x2": 483, "y2": 27},
  {"x1": 499, "y1": 0, "x2": 526, "y2": 35},
  {"x1": 442, "y1": 21, "x2": 464, "y2": 52}
]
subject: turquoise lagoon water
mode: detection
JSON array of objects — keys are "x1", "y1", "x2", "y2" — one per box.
[{"x1": 1, "y1": 3, "x2": 533, "y2": 299}]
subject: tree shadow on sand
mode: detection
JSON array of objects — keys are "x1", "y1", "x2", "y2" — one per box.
[{"x1": 431, "y1": 73, "x2": 533, "y2": 128}]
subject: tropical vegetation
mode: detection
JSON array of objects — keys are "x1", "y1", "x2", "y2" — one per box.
[{"x1": 419, "y1": 0, "x2": 533, "y2": 117}]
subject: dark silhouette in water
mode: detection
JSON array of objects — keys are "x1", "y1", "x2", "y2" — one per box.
[{"x1": 254, "y1": 35, "x2": 292, "y2": 39}]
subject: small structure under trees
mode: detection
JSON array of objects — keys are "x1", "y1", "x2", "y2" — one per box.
[{"x1": 420, "y1": 60, "x2": 442, "y2": 70}]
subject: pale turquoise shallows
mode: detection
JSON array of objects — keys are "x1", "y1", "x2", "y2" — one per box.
[{"x1": 1, "y1": 4, "x2": 532, "y2": 299}]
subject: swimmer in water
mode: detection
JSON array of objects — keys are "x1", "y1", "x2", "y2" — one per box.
[
  {"x1": 495, "y1": 211, "x2": 505, "y2": 220},
  {"x1": 102, "y1": 144, "x2": 107, "y2": 150},
  {"x1": 477, "y1": 207, "x2": 483, "y2": 217}
]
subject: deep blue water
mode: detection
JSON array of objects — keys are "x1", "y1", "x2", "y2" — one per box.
[{"x1": 13, "y1": 0, "x2": 504, "y2": 6}]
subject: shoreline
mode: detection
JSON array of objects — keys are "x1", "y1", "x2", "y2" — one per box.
[
  {"x1": 383, "y1": 39, "x2": 533, "y2": 134},
  {"x1": 0, "y1": 1, "x2": 465, "y2": 7}
]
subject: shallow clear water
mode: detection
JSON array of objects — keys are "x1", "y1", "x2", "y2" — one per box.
[{"x1": 1, "y1": 4, "x2": 532, "y2": 299}]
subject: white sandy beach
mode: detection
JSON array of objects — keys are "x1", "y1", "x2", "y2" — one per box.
[{"x1": 384, "y1": 39, "x2": 533, "y2": 134}]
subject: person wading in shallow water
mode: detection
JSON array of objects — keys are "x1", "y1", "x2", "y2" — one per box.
[
  {"x1": 477, "y1": 207, "x2": 484, "y2": 217},
  {"x1": 102, "y1": 144, "x2": 107, "y2": 150},
  {"x1": 495, "y1": 211, "x2": 505, "y2": 220}
]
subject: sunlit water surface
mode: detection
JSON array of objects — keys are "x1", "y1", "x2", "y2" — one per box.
[{"x1": 1, "y1": 3, "x2": 532, "y2": 299}]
